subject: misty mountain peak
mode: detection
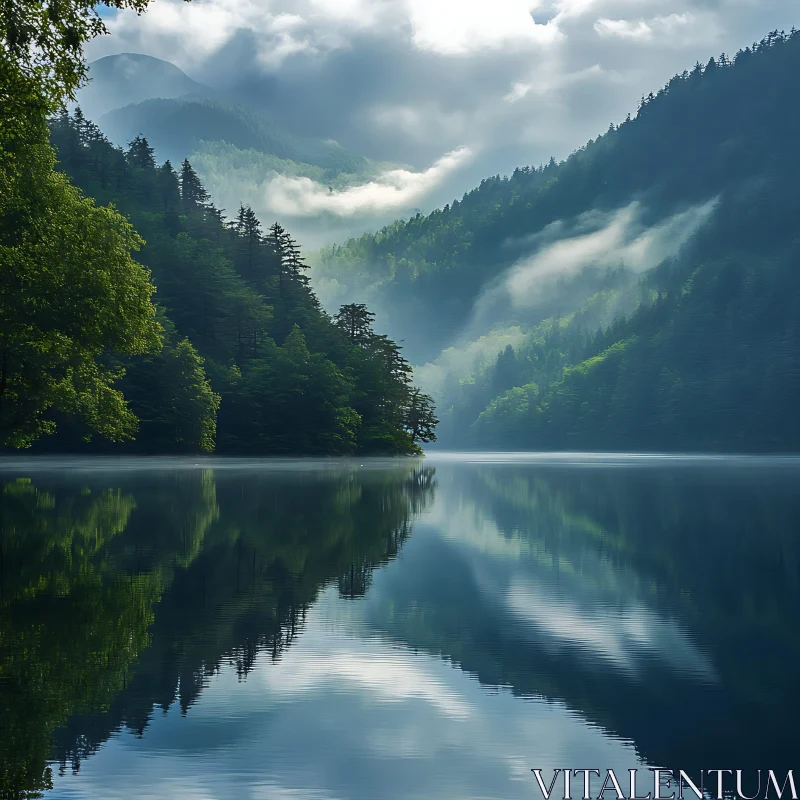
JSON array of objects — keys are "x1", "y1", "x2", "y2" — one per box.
[{"x1": 76, "y1": 53, "x2": 207, "y2": 119}]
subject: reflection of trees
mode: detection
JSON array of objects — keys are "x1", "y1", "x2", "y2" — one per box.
[
  {"x1": 337, "y1": 466, "x2": 436, "y2": 599},
  {"x1": 0, "y1": 479, "x2": 161, "y2": 799},
  {"x1": 0, "y1": 462, "x2": 436, "y2": 795},
  {"x1": 375, "y1": 464, "x2": 800, "y2": 777}
]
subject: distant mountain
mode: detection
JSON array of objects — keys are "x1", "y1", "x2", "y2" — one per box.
[
  {"x1": 74, "y1": 54, "x2": 383, "y2": 249},
  {"x1": 97, "y1": 96, "x2": 370, "y2": 175},
  {"x1": 77, "y1": 53, "x2": 207, "y2": 119}
]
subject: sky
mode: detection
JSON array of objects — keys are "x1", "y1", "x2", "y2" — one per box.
[{"x1": 85, "y1": 0, "x2": 799, "y2": 233}]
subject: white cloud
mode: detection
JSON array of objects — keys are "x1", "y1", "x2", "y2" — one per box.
[
  {"x1": 270, "y1": 12, "x2": 307, "y2": 32},
  {"x1": 504, "y1": 63, "x2": 604, "y2": 101},
  {"x1": 261, "y1": 146, "x2": 473, "y2": 217},
  {"x1": 594, "y1": 18, "x2": 654, "y2": 40},
  {"x1": 407, "y1": 0, "x2": 562, "y2": 55},
  {"x1": 594, "y1": 12, "x2": 716, "y2": 46}
]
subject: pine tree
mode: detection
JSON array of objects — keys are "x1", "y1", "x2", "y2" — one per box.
[
  {"x1": 126, "y1": 135, "x2": 156, "y2": 171},
  {"x1": 157, "y1": 161, "x2": 180, "y2": 208},
  {"x1": 335, "y1": 304, "x2": 376, "y2": 345},
  {"x1": 235, "y1": 205, "x2": 264, "y2": 280},
  {"x1": 180, "y1": 159, "x2": 209, "y2": 212},
  {"x1": 73, "y1": 105, "x2": 87, "y2": 144}
]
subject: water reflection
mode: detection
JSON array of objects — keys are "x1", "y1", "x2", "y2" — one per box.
[
  {"x1": 0, "y1": 460, "x2": 436, "y2": 798},
  {"x1": 0, "y1": 456, "x2": 798, "y2": 800},
  {"x1": 366, "y1": 460, "x2": 800, "y2": 777}
]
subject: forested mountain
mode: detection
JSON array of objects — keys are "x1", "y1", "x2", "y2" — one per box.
[
  {"x1": 2, "y1": 0, "x2": 437, "y2": 456},
  {"x1": 77, "y1": 54, "x2": 384, "y2": 250},
  {"x1": 76, "y1": 53, "x2": 206, "y2": 120},
  {"x1": 317, "y1": 29, "x2": 800, "y2": 452}
]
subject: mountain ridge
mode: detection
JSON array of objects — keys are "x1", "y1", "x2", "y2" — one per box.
[{"x1": 316, "y1": 28, "x2": 800, "y2": 452}]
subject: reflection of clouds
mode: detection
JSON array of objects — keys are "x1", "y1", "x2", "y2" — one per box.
[
  {"x1": 52, "y1": 583, "x2": 646, "y2": 800},
  {"x1": 506, "y1": 580, "x2": 717, "y2": 682},
  {"x1": 251, "y1": 786, "x2": 343, "y2": 800},
  {"x1": 260, "y1": 637, "x2": 473, "y2": 720},
  {"x1": 424, "y1": 466, "x2": 717, "y2": 685}
]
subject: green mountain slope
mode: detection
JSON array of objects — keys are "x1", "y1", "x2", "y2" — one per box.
[
  {"x1": 320, "y1": 29, "x2": 800, "y2": 452},
  {"x1": 316, "y1": 30, "x2": 800, "y2": 363}
]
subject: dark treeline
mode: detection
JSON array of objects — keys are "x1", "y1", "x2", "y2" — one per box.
[
  {"x1": 320, "y1": 29, "x2": 800, "y2": 452},
  {"x1": 15, "y1": 111, "x2": 437, "y2": 455},
  {"x1": 0, "y1": 464, "x2": 437, "y2": 797}
]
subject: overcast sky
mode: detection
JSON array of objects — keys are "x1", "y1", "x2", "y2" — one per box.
[{"x1": 86, "y1": 0, "x2": 799, "y2": 232}]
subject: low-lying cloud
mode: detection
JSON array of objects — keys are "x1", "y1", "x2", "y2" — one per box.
[
  {"x1": 473, "y1": 198, "x2": 718, "y2": 327},
  {"x1": 415, "y1": 327, "x2": 528, "y2": 400},
  {"x1": 261, "y1": 146, "x2": 473, "y2": 217},
  {"x1": 415, "y1": 197, "x2": 718, "y2": 395}
]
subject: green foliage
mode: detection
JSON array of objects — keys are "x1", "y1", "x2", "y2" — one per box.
[
  {"x1": 118, "y1": 330, "x2": 221, "y2": 453},
  {"x1": 0, "y1": 65, "x2": 162, "y2": 448},
  {"x1": 0, "y1": 478, "x2": 159, "y2": 797},
  {"x1": 221, "y1": 326, "x2": 360, "y2": 455}
]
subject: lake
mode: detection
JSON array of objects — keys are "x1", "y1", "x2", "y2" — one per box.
[{"x1": 1, "y1": 454, "x2": 798, "y2": 800}]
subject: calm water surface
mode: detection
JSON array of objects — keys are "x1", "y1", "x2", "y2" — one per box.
[{"x1": 1, "y1": 454, "x2": 798, "y2": 800}]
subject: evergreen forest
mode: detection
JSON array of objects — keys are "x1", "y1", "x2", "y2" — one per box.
[{"x1": 317, "y1": 29, "x2": 800, "y2": 453}]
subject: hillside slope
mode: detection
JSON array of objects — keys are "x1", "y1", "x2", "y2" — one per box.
[
  {"x1": 317, "y1": 29, "x2": 800, "y2": 361},
  {"x1": 41, "y1": 111, "x2": 434, "y2": 455},
  {"x1": 319, "y1": 29, "x2": 800, "y2": 451}
]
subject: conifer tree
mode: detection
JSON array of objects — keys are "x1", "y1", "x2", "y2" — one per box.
[
  {"x1": 126, "y1": 135, "x2": 156, "y2": 171},
  {"x1": 335, "y1": 304, "x2": 376, "y2": 345},
  {"x1": 158, "y1": 161, "x2": 180, "y2": 210},
  {"x1": 179, "y1": 159, "x2": 209, "y2": 211},
  {"x1": 404, "y1": 390, "x2": 439, "y2": 444}
]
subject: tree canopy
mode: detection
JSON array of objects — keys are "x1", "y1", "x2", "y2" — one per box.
[{"x1": 0, "y1": 63, "x2": 162, "y2": 448}]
